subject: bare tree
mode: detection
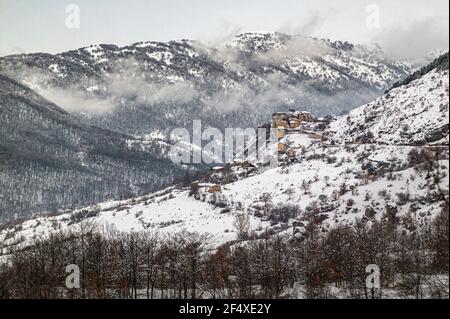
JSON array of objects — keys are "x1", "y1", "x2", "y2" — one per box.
[{"x1": 233, "y1": 212, "x2": 250, "y2": 240}]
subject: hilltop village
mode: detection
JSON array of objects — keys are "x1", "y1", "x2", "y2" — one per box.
[
  {"x1": 190, "y1": 110, "x2": 334, "y2": 195},
  {"x1": 272, "y1": 109, "x2": 332, "y2": 156}
]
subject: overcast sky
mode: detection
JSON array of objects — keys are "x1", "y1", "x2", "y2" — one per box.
[{"x1": 0, "y1": 0, "x2": 448, "y2": 59}]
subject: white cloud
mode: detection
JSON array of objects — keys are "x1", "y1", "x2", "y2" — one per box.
[
  {"x1": 41, "y1": 88, "x2": 115, "y2": 114},
  {"x1": 374, "y1": 17, "x2": 449, "y2": 62}
]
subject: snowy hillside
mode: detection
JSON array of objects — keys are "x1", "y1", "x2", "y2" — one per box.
[
  {"x1": 2, "y1": 134, "x2": 448, "y2": 252},
  {"x1": 1, "y1": 49, "x2": 447, "y2": 254},
  {"x1": 329, "y1": 53, "x2": 449, "y2": 145}
]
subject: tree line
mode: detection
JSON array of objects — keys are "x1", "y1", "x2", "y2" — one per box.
[{"x1": 0, "y1": 206, "x2": 448, "y2": 299}]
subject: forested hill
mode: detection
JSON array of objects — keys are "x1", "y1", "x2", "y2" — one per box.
[
  {"x1": 387, "y1": 52, "x2": 449, "y2": 93},
  {"x1": 0, "y1": 32, "x2": 412, "y2": 134},
  {"x1": 0, "y1": 74, "x2": 183, "y2": 223}
]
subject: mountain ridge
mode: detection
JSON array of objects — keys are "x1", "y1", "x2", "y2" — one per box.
[{"x1": 0, "y1": 32, "x2": 413, "y2": 135}]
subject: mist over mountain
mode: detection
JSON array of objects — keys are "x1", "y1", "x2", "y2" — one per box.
[{"x1": 1, "y1": 32, "x2": 412, "y2": 136}]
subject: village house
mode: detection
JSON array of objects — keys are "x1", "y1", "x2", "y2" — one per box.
[
  {"x1": 272, "y1": 109, "x2": 314, "y2": 130},
  {"x1": 191, "y1": 181, "x2": 222, "y2": 194},
  {"x1": 273, "y1": 118, "x2": 290, "y2": 129},
  {"x1": 277, "y1": 142, "x2": 287, "y2": 152},
  {"x1": 272, "y1": 112, "x2": 287, "y2": 122},
  {"x1": 211, "y1": 166, "x2": 226, "y2": 174},
  {"x1": 289, "y1": 118, "x2": 302, "y2": 129},
  {"x1": 298, "y1": 111, "x2": 313, "y2": 123},
  {"x1": 232, "y1": 160, "x2": 256, "y2": 169},
  {"x1": 207, "y1": 184, "x2": 222, "y2": 193},
  {"x1": 276, "y1": 128, "x2": 286, "y2": 139}
]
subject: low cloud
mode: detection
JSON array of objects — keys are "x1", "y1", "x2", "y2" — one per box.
[
  {"x1": 278, "y1": 11, "x2": 327, "y2": 36},
  {"x1": 1, "y1": 37, "x2": 394, "y2": 119},
  {"x1": 374, "y1": 17, "x2": 449, "y2": 63},
  {"x1": 0, "y1": 46, "x2": 26, "y2": 57},
  {"x1": 7, "y1": 58, "x2": 200, "y2": 113},
  {"x1": 257, "y1": 36, "x2": 336, "y2": 64},
  {"x1": 41, "y1": 88, "x2": 115, "y2": 114},
  {"x1": 106, "y1": 58, "x2": 200, "y2": 105}
]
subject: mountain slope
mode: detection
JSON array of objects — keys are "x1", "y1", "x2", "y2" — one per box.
[
  {"x1": 329, "y1": 53, "x2": 449, "y2": 145},
  {"x1": 0, "y1": 74, "x2": 183, "y2": 223},
  {"x1": 2, "y1": 132, "x2": 447, "y2": 249}
]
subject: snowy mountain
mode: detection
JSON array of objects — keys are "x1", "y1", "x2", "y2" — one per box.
[
  {"x1": 0, "y1": 32, "x2": 417, "y2": 224},
  {"x1": 0, "y1": 74, "x2": 183, "y2": 223},
  {"x1": 0, "y1": 32, "x2": 412, "y2": 135},
  {"x1": 2, "y1": 54, "x2": 447, "y2": 251},
  {"x1": 329, "y1": 53, "x2": 449, "y2": 145}
]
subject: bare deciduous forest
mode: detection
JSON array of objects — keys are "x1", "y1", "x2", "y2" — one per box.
[{"x1": 0, "y1": 206, "x2": 447, "y2": 299}]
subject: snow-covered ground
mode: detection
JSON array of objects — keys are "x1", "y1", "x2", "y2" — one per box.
[
  {"x1": 1, "y1": 136, "x2": 447, "y2": 253},
  {"x1": 329, "y1": 68, "x2": 449, "y2": 145}
]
